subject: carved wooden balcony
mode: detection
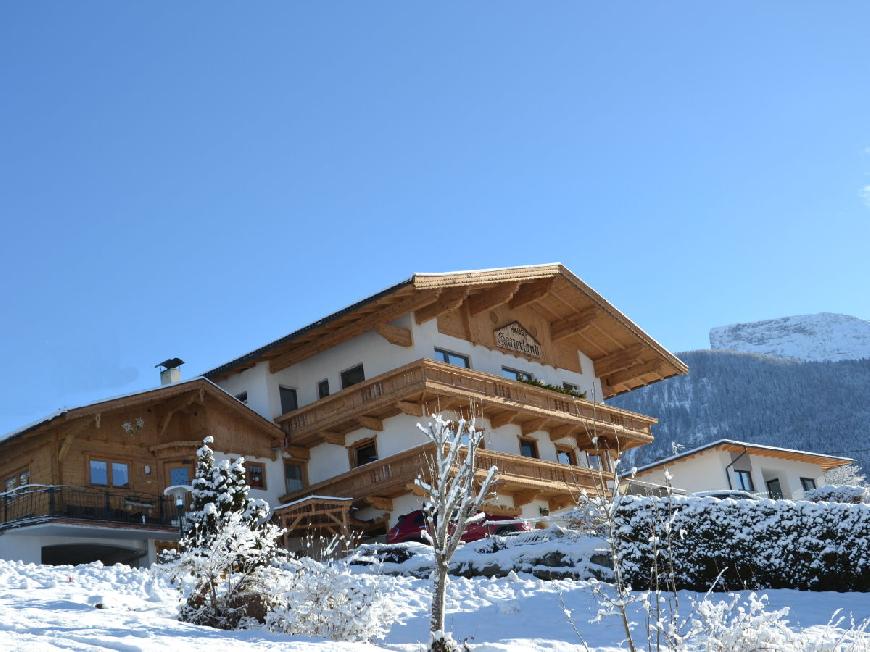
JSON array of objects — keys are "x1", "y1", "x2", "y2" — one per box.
[{"x1": 276, "y1": 358, "x2": 656, "y2": 449}]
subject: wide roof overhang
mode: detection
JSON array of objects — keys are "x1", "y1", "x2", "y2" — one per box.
[{"x1": 206, "y1": 263, "x2": 687, "y2": 397}]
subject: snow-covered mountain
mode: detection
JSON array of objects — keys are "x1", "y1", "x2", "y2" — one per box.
[{"x1": 710, "y1": 312, "x2": 870, "y2": 362}]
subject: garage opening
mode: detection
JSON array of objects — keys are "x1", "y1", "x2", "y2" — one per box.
[{"x1": 41, "y1": 544, "x2": 143, "y2": 567}]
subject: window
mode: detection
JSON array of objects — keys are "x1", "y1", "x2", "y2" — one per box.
[
  {"x1": 341, "y1": 364, "x2": 365, "y2": 389},
  {"x1": 279, "y1": 386, "x2": 298, "y2": 414},
  {"x1": 734, "y1": 469, "x2": 754, "y2": 492},
  {"x1": 556, "y1": 448, "x2": 576, "y2": 465},
  {"x1": 317, "y1": 379, "x2": 330, "y2": 399},
  {"x1": 800, "y1": 477, "x2": 817, "y2": 492},
  {"x1": 284, "y1": 462, "x2": 305, "y2": 493},
  {"x1": 168, "y1": 465, "x2": 191, "y2": 486},
  {"x1": 351, "y1": 439, "x2": 378, "y2": 467},
  {"x1": 586, "y1": 453, "x2": 602, "y2": 470},
  {"x1": 766, "y1": 478, "x2": 784, "y2": 499},
  {"x1": 562, "y1": 382, "x2": 579, "y2": 393},
  {"x1": 434, "y1": 348, "x2": 470, "y2": 368},
  {"x1": 502, "y1": 366, "x2": 534, "y2": 382},
  {"x1": 247, "y1": 462, "x2": 266, "y2": 489},
  {"x1": 519, "y1": 438, "x2": 539, "y2": 459},
  {"x1": 234, "y1": 391, "x2": 248, "y2": 404},
  {"x1": 89, "y1": 459, "x2": 129, "y2": 487}
]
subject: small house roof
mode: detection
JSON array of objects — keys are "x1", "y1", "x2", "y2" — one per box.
[{"x1": 633, "y1": 439, "x2": 853, "y2": 474}]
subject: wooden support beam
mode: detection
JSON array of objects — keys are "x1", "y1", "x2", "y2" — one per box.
[
  {"x1": 549, "y1": 307, "x2": 599, "y2": 342},
  {"x1": 594, "y1": 344, "x2": 646, "y2": 377},
  {"x1": 512, "y1": 491, "x2": 538, "y2": 507},
  {"x1": 488, "y1": 411, "x2": 516, "y2": 429},
  {"x1": 375, "y1": 323, "x2": 412, "y2": 347},
  {"x1": 548, "y1": 495, "x2": 575, "y2": 512},
  {"x1": 414, "y1": 287, "x2": 468, "y2": 324},
  {"x1": 520, "y1": 418, "x2": 549, "y2": 436},
  {"x1": 397, "y1": 400, "x2": 424, "y2": 417},
  {"x1": 605, "y1": 360, "x2": 662, "y2": 388},
  {"x1": 285, "y1": 445, "x2": 310, "y2": 460},
  {"x1": 406, "y1": 482, "x2": 427, "y2": 497},
  {"x1": 548, "y1": 425, "x2": 577, "y2": 441},
  {"x1": 508, "y1": 278, "x2": 553, "y2": 309},
  {"x1": 156, "y1": 393, "x2": 201, "y2": 439},
  {"x1": 270, "y1": 290, "x2": 438, "y2": 372},
  {"x1": 321, "y1": 431, "x2": 346, "y2": 446},
  {"x1": 466, "y1": 282, "x2": 520, "y2": 315},
  {"x1": 356, "y1": 416, "x2": 384, "y2": 431},
  {"x1": 363, "y1": 496, "x2": 393, "y2": 511}
]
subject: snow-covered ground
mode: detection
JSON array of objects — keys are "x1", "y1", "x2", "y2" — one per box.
[
  {"x1": 0, "y1": 559, "x2": 867, "y2": 651},
  {"x1": 710, "y1": 312, "x2": 870, "y2": 361}
]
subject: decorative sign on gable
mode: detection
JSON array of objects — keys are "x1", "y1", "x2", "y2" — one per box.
[{"x1": 494, "y1": 321, "x2": 542, "y2": 359}]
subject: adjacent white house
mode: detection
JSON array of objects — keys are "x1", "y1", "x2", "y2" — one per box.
[{"x1": 631, "y1": 439, "x2": 853, "y2": 500}]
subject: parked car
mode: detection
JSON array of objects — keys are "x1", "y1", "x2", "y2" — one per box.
[
  {"x1": 693, "y1": 490, "x2": 758, "y2": 500},
  {"x1": 387, "y1": 510, "x2": 530, "y2": 544}
]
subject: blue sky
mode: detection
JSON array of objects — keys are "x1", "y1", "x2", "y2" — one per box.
[{"x1": 2, "y1": 2, "x2": 870, "y2": 433}]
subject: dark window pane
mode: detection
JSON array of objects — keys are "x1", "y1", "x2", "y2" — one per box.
[
  {"x1": 519, "y1": 440, "x2": 538, "y2": 459},
  {"x1": 341, "y1": 364, "x2": 365, "y2": 389},
  {"x1": 169, "y1": 466, "x2": 191, "y2": 486},
  {"x1": 766, "y1": 478, "x2": 783, "y2": 499},
  {"x1": 801, "y1": 477, "x2": 816, "y2": 491},
  {"x1": 502, "y1": 367, "x2": 534, "y2": 382},
  {"x1": 586, "y1": 454, "x2": 602, "y2": 470},
  {"x1": 247, "y1": 463, "x2": 266, "y2": 489},
  {"x1": 234, "y1": 391, "x2": 248, "y2": 404},
  {"x1": 354, "y1": 442, "x2": 378, "y2": 467},
  {"x1": 111, "y1": 462, "x2": 129, "y2": 487},
  {"x1": 735, "y1": 470, "x2": 754, "y2": 492},
  {"x1": 280, "y1": 386, "x2": 298, "y2": 414},
  {"x1": 90, "y1": 460, "x2": 108, "y2": 486},
  {"x1": 318, "y1": 379, "x2": 330, "y2": 399},
  {"x1": 285, "y1": 463, "x2": 304, "y2": 493}
]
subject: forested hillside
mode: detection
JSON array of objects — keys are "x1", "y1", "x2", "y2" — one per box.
[{"x1": 608, "y1": 350, "x2": 870, "y2": 472}]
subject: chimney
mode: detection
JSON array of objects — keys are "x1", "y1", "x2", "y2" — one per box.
[{"x1": 156, "y1": 357, "x2": 185, "y2": 386}]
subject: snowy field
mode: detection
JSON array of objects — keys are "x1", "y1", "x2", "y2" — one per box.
[{"x1": 0, "y1": 560, "x2": 868, "y2": 651}]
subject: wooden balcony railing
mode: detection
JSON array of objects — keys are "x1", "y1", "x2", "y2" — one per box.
[
  {"x1": 277, "y1": 358, "x2": 656, "y2": 446},
  {"x1": 279, "y1": 443, "x2": 610, "y2": 504}
]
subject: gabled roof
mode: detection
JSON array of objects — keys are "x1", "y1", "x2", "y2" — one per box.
[
  {"x1": 205, "y1": 263, "x2": 687, "y2": 397},
  {"x1": 633, "y1": 439, "x2": 853, "y2": 474},
  {"x1": 0, "y1": 377, "x2": 284, "y2": 449}
]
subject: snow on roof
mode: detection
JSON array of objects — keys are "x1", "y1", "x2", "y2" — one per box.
[
  {"x1": 0, "y1": 376, "x2": 281, "y2": 446},
  {"x1": 633, "y1": 439, "x2": 853, "y2": 475}
]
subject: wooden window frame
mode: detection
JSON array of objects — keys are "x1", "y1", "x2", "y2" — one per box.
[
  {"x1": 87, "y1": 455, "x2": 132, "y2": 489},
  {"x1": 348, "y1": 437, "x2": 379, "y2": 468},
  {"x1": 434, "y1": 347, "x2": 470, "y2": 369},
  {"x1": 165, "y1": 461, "x2": 194, "y2": 487},
  {"x1": 246, "y1": 461, "x2": 267, "y2": 490},
  {"x1": 555, "y1": 445, "x2": 577, "y2": 466},
  {"x1": 340, "y1": 363, "x2": 366, "y2": 390},
  {"x1": 518, "y1": 437, "x2": 539, "y2": 459},
  {"x1": 283, "y1": 458, "x2": 309, "y2": 494}
]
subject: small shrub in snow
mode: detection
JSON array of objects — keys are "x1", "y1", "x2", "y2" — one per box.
[
  {"x1": 805, "y1": 484, "x2": 869, "y2": 504},
  {"x1": 264, "y1": 556, "x2": 399, "y2": 642}
]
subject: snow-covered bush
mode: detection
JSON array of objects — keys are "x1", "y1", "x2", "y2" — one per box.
[
  {"x1": 159, "y1": 436, "x2": 284, "y2": 628},
  {"x1": 615, "y1": 494, "x2": 870, "y2": 592},
  {"x1": 805, "y1": 484, "x2": 869, "y2": 504},
  {"x1": 264, "y1": 556, "x2": 399, "y2": 641},
  {"x1": 825, "y1": 463, "x2": 867, "y2": 488}
]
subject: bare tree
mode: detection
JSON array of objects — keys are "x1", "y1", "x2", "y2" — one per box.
[{"x1": 415, "y1": 414, "x2": 497, "y2": 652}]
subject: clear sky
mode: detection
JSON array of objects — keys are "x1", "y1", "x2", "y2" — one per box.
[{"x1": 2, "y1": 2, "x2": 870, "y2": 434}]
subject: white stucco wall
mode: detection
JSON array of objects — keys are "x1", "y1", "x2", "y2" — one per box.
[
  {"x1": 0, "y1": 533, "x2": 149, "y2": 565},
  {"x1": 636, "y1": 448, "x2": 830, "y2": 499}
]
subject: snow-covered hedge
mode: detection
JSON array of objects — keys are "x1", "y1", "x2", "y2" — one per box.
[
  {"x1": 615, "y1": 495, "x2": 870, "y2": 592},
  {"x1": 804, "y1": 484, "x2": 869, "y2": 504}
]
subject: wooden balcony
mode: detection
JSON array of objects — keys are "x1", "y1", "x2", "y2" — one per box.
[
  {"x1": 276, "y1": 358, "x2": 656, "y2": 449},
  {"x1": 279, "y1": 442, "x2": 610, "y2": 511}
]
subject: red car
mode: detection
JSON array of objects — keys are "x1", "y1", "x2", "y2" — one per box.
[{"x1": 387, "y1": 510, "x2": 529, "y2": 544}]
